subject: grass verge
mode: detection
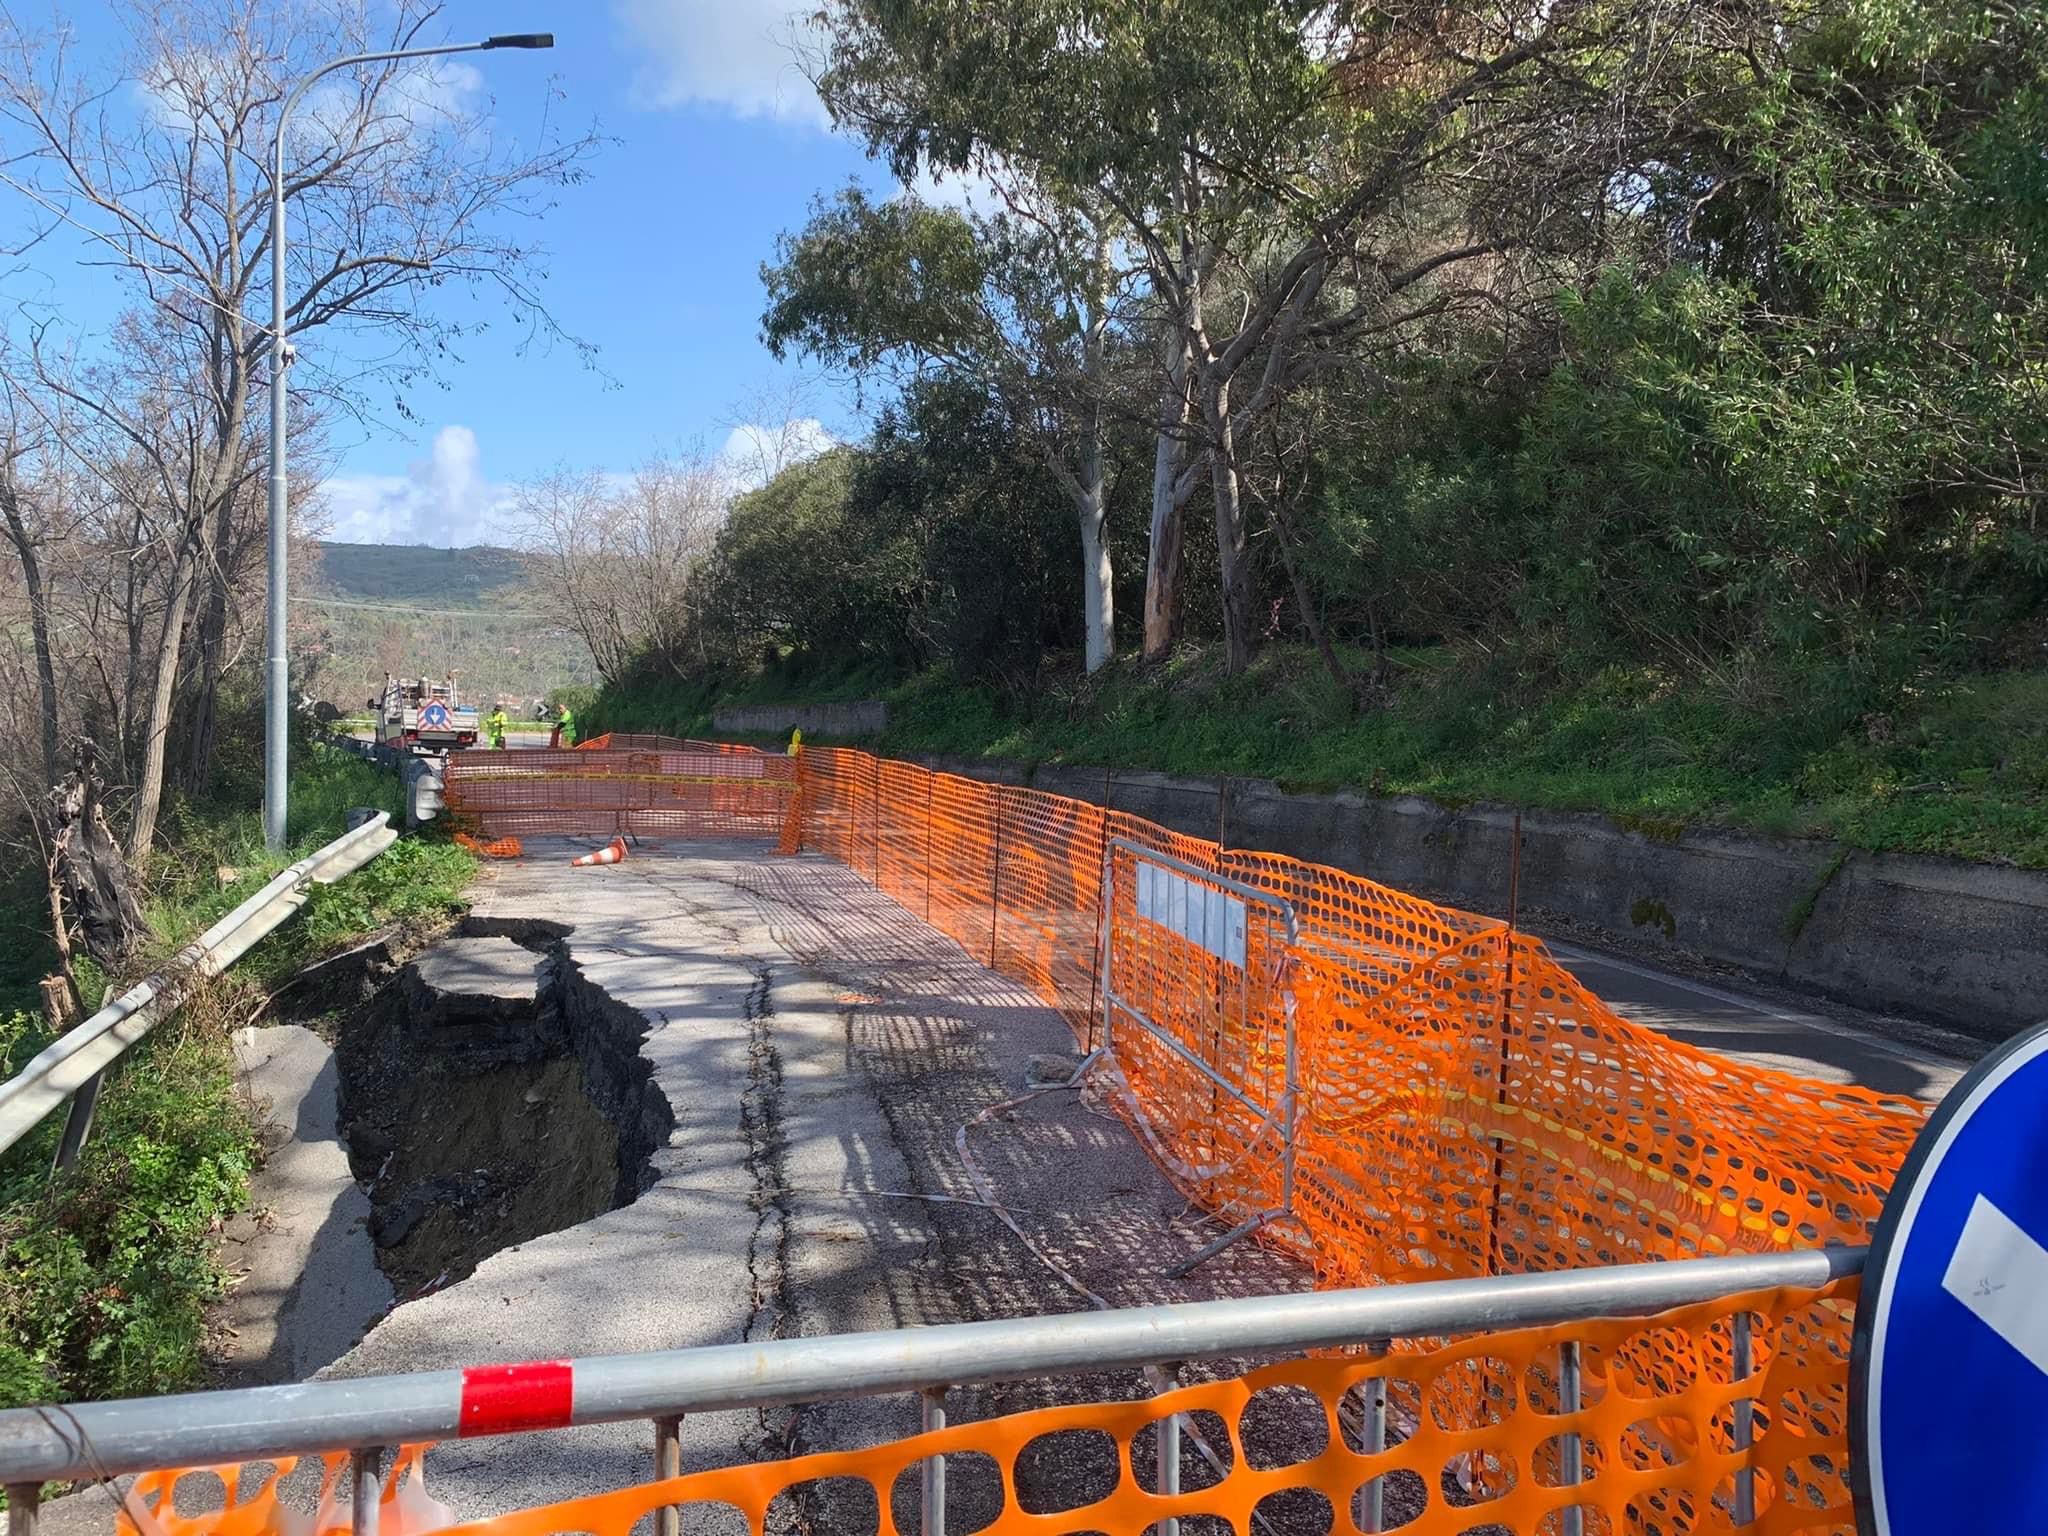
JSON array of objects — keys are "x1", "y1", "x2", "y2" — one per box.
[
  {"x1": 0, "y1": 745, "x2": 475, "y2": 1409},
  {"x1": 590, "y1": 646, "x2": 2048, "y2": 868}
]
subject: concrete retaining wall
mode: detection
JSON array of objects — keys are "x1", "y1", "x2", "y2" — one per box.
[
  {"x1": 714, "y1": 699, "x2": 888, "y2": 738},
  {"x1": 909, "y1": 754, "x2": 2048, "y2": 1039}
]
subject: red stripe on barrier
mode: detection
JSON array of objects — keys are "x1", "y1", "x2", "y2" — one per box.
[{"x1": 459, "y1": 1361, "x2": 574, "y2": 1437}]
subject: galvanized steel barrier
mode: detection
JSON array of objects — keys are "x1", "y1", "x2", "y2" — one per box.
[
  {"x1": 0, "y1": 1247, "x2": 1865, "y2": 1536},
  {"x1": 443, "y1": 737, "x2": 793, "y2": 841},
  {"x1": 0, "y1": 812, "x2": 398, "y2": 1169}
]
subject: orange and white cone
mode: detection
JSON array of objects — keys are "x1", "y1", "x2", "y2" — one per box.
[{"x1": 570, "y1": 835, "x2": 628, "y2": 867}]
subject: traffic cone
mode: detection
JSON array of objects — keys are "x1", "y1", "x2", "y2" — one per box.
[{"x1": 570, "y1": 835, "x2": 628, "y2": 867}]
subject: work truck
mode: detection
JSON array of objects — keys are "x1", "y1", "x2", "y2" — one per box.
[{"x1": 375, "y1": 675, "x2": 480, "y2": 753}]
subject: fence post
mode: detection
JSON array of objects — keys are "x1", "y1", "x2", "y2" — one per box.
[
  {"x1": 1094, "y1": 842, "x2": 1117, "y2": 1058},
  {"x1": 1154, "y1": 1372, "x2": 1181, "y2": 1536},
  {"x1": 1559, "y1": 1339, "x2": 1583, "y2": 1536},
  {"x1": 1484, "y1": 810, "x2": 1524, "y2": 1276},
  {"x1": 1733, "y1": 1312, "x2": 1755, "y2": 1524},
  {"x1": 351, "y1": 1447, "x2": 386, "y2": 1536},
  {"x1": 51, "y1": 1070, "x2": 102, "y2": 1174},
  {"x1": 988, "y1": 791, "x2": 1003, "y2": 971},
  {"x1": 873, "y1": 755, "x2": 883, "y2": 886},
  {"x1": 1355, "y1": 1339, "x2": 1389, "y2": 1533},
  {"x1": 1086, "y1": 797, "x2": 1110, "y2": 1050},
  {"x1": 6, "y1": 1482, "x2": 38, "y2": 1536},
  {"x1": 654, "y1": 1414, "x2": 683, "y2": 1536},
  {"x1": 920, "y1": 1387, "x2": 947, "y2": 1536},
  {"x1": 924, "y1": 770, "x2": 935, "y2": 923}
]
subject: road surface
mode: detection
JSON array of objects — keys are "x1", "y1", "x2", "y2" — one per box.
[
  {"x1": 1546, "y1": 938, "x2": 1974, "y2": 1101},
  {"x1": 323, "y1": 840, "x2": 1311, "y2": 1524}
]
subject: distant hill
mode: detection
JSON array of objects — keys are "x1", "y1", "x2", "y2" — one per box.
[
  {"x1": 299, "y1": 541, "x2": 596, "y2": 712},
  {"x1": 312, "y1": 542, "x2": 533, "y2": 608}
]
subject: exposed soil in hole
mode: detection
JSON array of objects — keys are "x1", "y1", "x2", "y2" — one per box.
[{"x1": 335, "y1": 933, "x2": 673, "y2": 1297}]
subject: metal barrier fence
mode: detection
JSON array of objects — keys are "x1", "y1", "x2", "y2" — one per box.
[
  {"x1": 0, "y1": 1247, "x2": 1864, "y2": 1536},
  {"x1": 758, "y1": 744, "x2": 1924, "y2": 1535},
  {"x1": 443, "y1": 746, "x2": 796, "y2": 841},
  {"x1": 0, "y1": 812, "x2": 397, "y2": 1170},
  {"x1": 1087, "y1": 838, "x2": 1305, "y2": 1273}
]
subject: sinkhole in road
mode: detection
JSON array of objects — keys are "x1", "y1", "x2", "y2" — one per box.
[{"x1": 334, "y1": 926, "x2": 674, "y2": 1297}]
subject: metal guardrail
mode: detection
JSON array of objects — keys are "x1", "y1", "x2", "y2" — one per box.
[
  {"x1": 0, "y1": 812, "x2": 399, "y2": 1166},
  {"x1": 327, "y1": 730, "x2": 401, "y2": 771},
  {"x1": 0, "y1": 1244, "x2": 1864, "y2": 1490}
]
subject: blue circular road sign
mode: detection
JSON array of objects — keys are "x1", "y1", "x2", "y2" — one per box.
[
  {"x1": 1852, "y1": 1020, "x2": 2048, "y2": 1534},
  {"x1": 421, "y1": 701, "x2": 450, "y2": 728}
]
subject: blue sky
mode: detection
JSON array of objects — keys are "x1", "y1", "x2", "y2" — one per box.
[{"x1": 5, "y1": 1, "x2": 949, "y2": 547}]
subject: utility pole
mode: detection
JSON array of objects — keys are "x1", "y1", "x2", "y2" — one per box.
[{"x1": 264, "y1": 32, "x2": 554, "y2": 849}]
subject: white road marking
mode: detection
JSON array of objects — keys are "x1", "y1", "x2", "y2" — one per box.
[
  {"x1": 1941, "y1": 1194, "x2": 2048, "y2": 1377},
  {"x1": 1546, "y1": 940, "x2": 1963, "y2": 1072}
]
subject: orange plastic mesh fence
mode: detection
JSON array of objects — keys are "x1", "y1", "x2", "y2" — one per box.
[
  {"x1": 106, "y1": 744, "x2": 1905, "y2": 1535},
  {"x1": 786, "y1": 746, "x2": 1926, "y2": 1289},
  {"x1": 575, "y1": 733, "x2": 765, "y2": 754},
  {"x1": 777, "y1": 744, "x2": 1920, "y2": 1505},
  {"x1": 120, "y1": 1279, "x2": 1860, "y2": 1536},
  {"x1": 453, "y1": 832, "x2": 524, "y2": 860},
  {"x1": 443, "y1": 748, "x2": 797, "y2": 841}
]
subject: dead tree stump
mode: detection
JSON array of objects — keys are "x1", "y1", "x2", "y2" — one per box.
[{"x1": 47, "y1": 740, "x2": 149, "y2": 970}]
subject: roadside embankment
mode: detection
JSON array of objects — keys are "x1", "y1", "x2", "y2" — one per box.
[{"x1": 712, "y1": 699, "x2": 888, "y2": 737}]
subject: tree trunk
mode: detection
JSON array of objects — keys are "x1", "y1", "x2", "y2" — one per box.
[
  {"x1": 180, "y1": 495, "x2": 234, "y2": 796},
  {"x1": 1078, "y1": 230, "x2": 1114, "y2": 673},
  {"x1": 118, "y1": 506, "x2": 148, "y2": 777},
  {"x1": 128, "y1": 531, "x2": 199, "y2": 861},
  {"x1": 1262, "y1": 492, "x2": 1366, "y2": 715},
  {"x1": 49, "y1": 740, "x2": 149, "y2": 968},
  {"x1": 1205, "y1": 380, "x2": 1254, "y2": 675},
  {"x1": 0, "y1": 486, "x2": 61, "y2": 786},
  {"x1": 1078, "y1": 477, "x2": 1112, "y2": 673},
  {"x1": 1142, "y1": 343, "x2": 1192, "y2": 663}
]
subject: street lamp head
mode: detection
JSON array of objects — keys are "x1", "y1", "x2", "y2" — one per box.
[{"x1": 482, "y1": 33, "x2": 554, "y2": 49}]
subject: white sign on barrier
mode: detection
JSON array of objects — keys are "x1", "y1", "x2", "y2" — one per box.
[{"x1": 1135, "y1": 860, "x2": 1247, "y2": 967}]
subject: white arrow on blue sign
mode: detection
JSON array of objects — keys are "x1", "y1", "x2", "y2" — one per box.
[{"x1": 1852, "y1": 1020, "x2": 2048, "y2": 1535}]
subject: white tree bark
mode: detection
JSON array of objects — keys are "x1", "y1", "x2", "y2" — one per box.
[{"x1": 1078, "y1": 230, "x2": 1114, "y2": 673}]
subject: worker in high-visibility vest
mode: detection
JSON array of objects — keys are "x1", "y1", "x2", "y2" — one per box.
[
  {"x1": 485, "y1": 703, "x2": 509, "y2": 750},
  {"x1": 557, "y1": 703, "x2": 577, "y2": 747}
]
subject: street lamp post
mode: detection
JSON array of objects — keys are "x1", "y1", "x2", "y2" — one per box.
[{"x1": 264, "y1": 32, "x2": 553, "y2": 851}]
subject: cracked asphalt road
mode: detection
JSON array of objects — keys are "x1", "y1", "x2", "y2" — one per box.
[{"x1": 322, "y1": 838, "x2": 1313, "y2": 1529}]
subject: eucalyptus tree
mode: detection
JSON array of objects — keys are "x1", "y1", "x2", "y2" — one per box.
[
  {"x1": 761, "y1": 180, "x2": 1131, "y2": 672},
  {"x1": 814, "y1": 0, "x2": 1679, "y2": 672}
]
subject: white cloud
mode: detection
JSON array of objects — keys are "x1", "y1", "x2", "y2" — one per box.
[
  {"x1": 137, "y1": 51, "x2": 483, "y2": 149},
  {"x1": 292, "y1": 57, "x2": 484, "y2": 151},
  {"x1": 614, "y1": 0, "x2": 829, "y2": 126},
  {"x1": 717, "y1": 417, "x2": 838, "y2": 491},
  {"x1": 319, "y1": 425, "x2": 516, "y2": 547}
]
